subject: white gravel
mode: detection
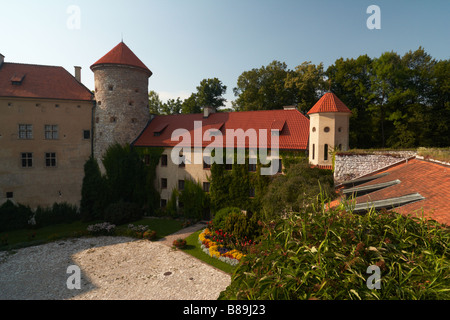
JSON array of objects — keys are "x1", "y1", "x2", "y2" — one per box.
[{"x1": 0, "y1": 235, "x2": 231, "y2": 300}]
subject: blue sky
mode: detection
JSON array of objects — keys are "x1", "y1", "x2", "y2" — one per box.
[{"x1": 1, "y1": 0, "x2": 449, "y2": 106}]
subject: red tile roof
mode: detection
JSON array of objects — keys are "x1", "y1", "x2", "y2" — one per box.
[
  {"x1": 343, "y1": 159, "x2": 450, "y2": 226},
  {"x1": 133, "y1": 109, "x2": 310, "y2": 150},
  {"x1": 90, "y1": 42, "x2": 152, "y2": 76},
  {"x1": 307, "y1": 92, "x2": 352, "y2": 115},
  {"x1": 0, "y1": 63, "x2": 93, "y2": 101}
]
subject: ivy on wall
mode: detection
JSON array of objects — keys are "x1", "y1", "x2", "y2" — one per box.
[{"x1": 209, "y1": 149, "x2": 309, "y2": 215}]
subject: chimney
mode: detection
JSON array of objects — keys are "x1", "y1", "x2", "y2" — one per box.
[
  {"x1": 74, "y1": 66, "x2": 81, "y2": 82},
  {"x1": 203, "y1": 106, "x2": 215, "y2": 118},
  {"x1": 0, "y1": 54, "x2": 4, "y2": 68}
]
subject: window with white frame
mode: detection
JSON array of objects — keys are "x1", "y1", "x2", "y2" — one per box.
[
  {"x1": 45, "y1": 125, "x2": 58, "y2": 140},
  {"x1": 19, "y1": 124, "x2": 33, "y2": 139}
]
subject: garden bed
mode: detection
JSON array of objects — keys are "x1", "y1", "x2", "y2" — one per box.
[{"x1": 198, "y1": 228, "x2": 244, "y2": 267}]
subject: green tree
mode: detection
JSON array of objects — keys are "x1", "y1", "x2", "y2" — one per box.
[
  {"x1": 261, "y1": 158, "x2": 334, "y2": 220},
  {"x1": 326, "y1": 55, "x2": 374, "y2": 148},
  {"x1": 285, "y1": 61, "x2": 327, "y2": 113},
  {"x1": 429, "y1": 59, "x2": 450, "y2": 146},
  {"x1": 80, "y1": 157, "x2": 106, "y2": 221},
  {"x1": 181, "y1": 93, "x2": 202, "y2": 114},
  {"x1": 196, "y1": 78, "x2": 227, "y2": 109},
  {"x1": 178, "y1": 180, "x2": 209, "y2": 220},
  {"x1": 148, "y1": 90, "x2": 162, "y2": 114},
  {"x1": 101, "y1": 143, "x2": 148, "y2": 207},
  {"x1": 233, "y1": 60, "x2": 296, "y2": 111},
  {"x1": 160, "y1": 97, "x2": 182, "y2": 115}
]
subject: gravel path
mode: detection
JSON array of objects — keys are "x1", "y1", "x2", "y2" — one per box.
[{"x1": 0, "y1": 224, "x2": 231, "y2": 300}]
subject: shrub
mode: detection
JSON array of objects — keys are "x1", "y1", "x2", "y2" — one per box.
[
  {"x1": 143, "y1": 230, "x2": 157, "y2": 240},
  {"x1": 103, "y1": 201, "x2": 142, "y2": 225},
  {"x1": 261, "y1": 159, "x2": 335, "y2": 219},
  {"x1": 0, "y1": 201, "x2": 33, "y2": 232},
  {"x1": 34, "y1": 202, "x2": 79, "y2": 228},
  {"x1": 178, "y1": 180, "x2": 209, "y2": 221},
  {"x1": 173, "y1": 238, "x2": 186, "y2": 248},
  {"x1": 80, "y1": 157, "x2": 106, "y2": 222},
  {"x1": 212, "y1": 207, "x2": 241, "y2": 230},
  {"x1": 219, "y1": 204, "x2": 450, "y2": 300}
]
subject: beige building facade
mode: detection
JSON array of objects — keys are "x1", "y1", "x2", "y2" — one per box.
[{"x1": 0, "y1": 59, "x2": 94, "y2": 208}]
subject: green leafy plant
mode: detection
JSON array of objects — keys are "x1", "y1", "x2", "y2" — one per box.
[{"x1": 219, "y1": 199, "x2": 450, "y2": 300}]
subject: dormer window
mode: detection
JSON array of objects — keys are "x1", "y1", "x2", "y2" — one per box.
[
  {"x1": 10, "y1": 73, "x2": 25, "y2": 85},
  {"x1": 153, "y1": 123, "x2": 168, "y2": 136}
]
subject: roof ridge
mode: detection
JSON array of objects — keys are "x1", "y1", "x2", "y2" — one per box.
[{"x1": 3, "y1": 62, "x2": 65, "y2": 69}]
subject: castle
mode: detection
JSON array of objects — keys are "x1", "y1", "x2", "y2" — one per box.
[{"x1": 0, "y1": 42, "x2": 350, "y2": 209}]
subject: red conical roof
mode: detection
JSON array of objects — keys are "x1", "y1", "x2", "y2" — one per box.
[
  {"x1": 307, "y1": 92, "x2": 351, "y2": 115},
  {"x1": 90, "y1": 42, "x2": 152, "y2": 76}
]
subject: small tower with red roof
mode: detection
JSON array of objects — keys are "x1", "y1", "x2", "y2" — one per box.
[
  {"x1": 307, "y1": 92, "x2": 352, "y2": 167},
  {"x1": 90, "y1": 41, "x2": 152, "y2": 168}
]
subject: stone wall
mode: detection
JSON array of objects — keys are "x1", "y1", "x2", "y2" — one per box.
[
  {"x1": 92, "y1": 65, "x2": 150, "y2": 171},
  {"x1": 334, "y1": 150, "x2": 417, "y2": 184}
]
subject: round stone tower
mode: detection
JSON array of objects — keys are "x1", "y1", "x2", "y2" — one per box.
[
  {"x1": 90, "y1": 42, "x2": 152, "y2": 169},
  {"x1": 307, "y1": 92, "x2": 352, "y2": 167}
]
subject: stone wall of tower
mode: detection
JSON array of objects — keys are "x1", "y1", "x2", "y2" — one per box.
[{"x1": 92, "y1": 65, "x2": 150, "y2": 167}]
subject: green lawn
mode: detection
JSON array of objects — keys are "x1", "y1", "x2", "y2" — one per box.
[
  {"x1": 0, "y1": 217, "x2": 184, "y2": 252},
  {"x1": 181, "y1": 229, "x2": 237, "y2": 275}
]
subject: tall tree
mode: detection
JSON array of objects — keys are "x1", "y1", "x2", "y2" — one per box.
[
  {"x1": 148, "y1": 90, "x2": 162, "y2": 114},
  {"x1": 233, "y1": 60, "x2": 296, "y2": 111},
  {"x1": 327, "y1": 55, "x2": 374, "y2": 148},
  {"x1": 285, "y1": 61, "x2": 327, "y2": 113},
  {"x1": 181, "y1": 93, "x2": 201, "y2": 114},
  {"x1": 196, "y1": 78, "x2": 227, "y2": 109},
  {"x1": 429, "y1": 59, "x2": 450, "y2": 147},
  {"x1": 368, "y1": 51, "x2": 404, "y2": 147}
]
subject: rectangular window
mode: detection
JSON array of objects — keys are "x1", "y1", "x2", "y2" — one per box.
[
  {"x1": 324, "y1": 144, "x2": 329, "y2": 161},
  {"x1": 225, "y1": 163, "x2": 233, "y2": 171},
  {"x1": 203, "y1": 182, "x2": 210, "y2": 193},
  {"x1": 144, "y1": 155, "x2": 151, "y2": 166},
  {"x1": 161, "y1": 178, "x2": 167, "y2": 189},
  {"x1": 21, "y1": 153, "x2": 33, "y2": 168},
  {"x1": 19, "y1": 124, "x2": 33, "y2": 139},
  {"x1": 83, "y1": 130, "x2": 91, "y2": 140},
  {"x1": 278, "y1": 159, "x2": 282, "y2": 173},
  {"x1": 6, "y1": 192, "x2": 13, "y2": 199},
  {"x1": 249, "y1": 187, "x2": 255, "y2": 198},
  {"x1": 248, "y1": 163, "x2": 256, "y2": 172},
  {"x1": 45, "y1": 125, "x2": 58, "y2": 140},
  {"x1": 160, "y1": 199, "x2": 167, "y2": 208},
  {"x1": 178, "y1": 180, "x2": 185, "y2": 191},
  {"x1": 203, "y1": 156, "x2": 211, "y2": 169},
  {"x1": 312, "y1": 144, "x2": 315, "y2": 160},
  {"x1": 160, "y1": 154, "x2": 168, "y2": 167},
  {"x1": 45, "y1": 152, "x2": 57, "y2": 167}
]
